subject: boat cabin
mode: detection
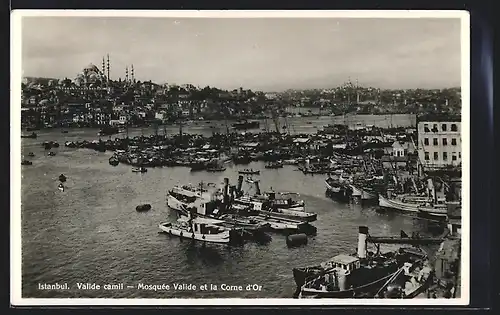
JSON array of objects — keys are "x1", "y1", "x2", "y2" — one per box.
[{"x1": 321, "y1": 254, "x2": 361, "y2": 273}]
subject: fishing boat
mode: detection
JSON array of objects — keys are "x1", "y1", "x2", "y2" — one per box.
[
  {"x1": 238, "y1": 169, "x2": 260, "y2": 175},
  {"x1": 21, "y1": 132, "x2": 37, "y2": 139},
  {"x1": 58, "y1": 183, "x2": 65, "y2": 192},
  {"x1": 159, "y1": 215, "x2": 231, "y2": 244},
  {"x1": 21, "y1": 160, "x2": 32, "y2": 165},
  {"x1": 295, "y1": 226, "x2": 427, "y2": 298},
  {"x1": 234, "y1": 196, "x2": 317, "y2": 223},
  {"x1": 217, "y1": 214, "x2": 270, "y2": 232},
  {"x1": 58, "y1": 174, "x2": 67, "y2": 182},
  {"x1": 250, "y1": 215, "x2": 309, "y2": 232},
  {"x1": 265, "y1": 161, "x2": 283, "y2": 169},
  {"x1": 132, "y1": 167, "x2": 147, "y2": 173}
]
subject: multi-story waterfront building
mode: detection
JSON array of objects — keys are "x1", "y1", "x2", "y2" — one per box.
[{"x1": 417, "y1": 115, "x2": 461, "y2": 169}]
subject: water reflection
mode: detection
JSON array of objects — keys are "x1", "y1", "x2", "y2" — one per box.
[{"x1": 183, "y1": 242, "x2": 225, "y2": 267}]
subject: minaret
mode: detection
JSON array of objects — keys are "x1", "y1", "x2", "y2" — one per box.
[
  {"x1": 356, "y1": 78, "x2": 360, "y2": 104},
  {"x1": 106, "y1": 54, "x2": 110, "y2": 82},
  {"x1": 125, "y1": 66, "x2": 129, "y2": 84},
  {"x1": 101, "y1": 57, "x2": 105, "y2": 77},
  {"x1": 131, "y1": 64, "x2": 135, "y2": 83}
]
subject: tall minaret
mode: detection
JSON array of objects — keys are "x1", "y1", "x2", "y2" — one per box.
[
  {"x1": 131, "y1": 64, "x2": 135, "y2": 83},
  {"x1": 125, "y1": 66, "x2": 129, "y2": 83},
  {"x1": 101, "y1": 57, "x2": 105, "y2": 77},
  {"x1": 356, "y1": 78, "x2": 360, "y2": 104},
  {"x1": 106, "y1": 54, "x2": 110, "y2": 82}
]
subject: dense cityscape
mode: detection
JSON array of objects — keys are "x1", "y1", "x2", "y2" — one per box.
[{"x1": 21, "y1": 58, "x2": 461, "y2": 128}]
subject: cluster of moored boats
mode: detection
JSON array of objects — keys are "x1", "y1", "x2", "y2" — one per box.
[{"x1": 160, "y1": 176, "x2": 318, "y2": 245}]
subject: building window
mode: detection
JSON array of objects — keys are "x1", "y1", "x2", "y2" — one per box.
[
  {"x1": 451, "y1": 138, "x2": 457, "y2": 145},
  {"x1": 452, "y1": 153, "x2": 457, "y2": 161},
  {"x1": 442, "y1": 124, "x2": 447, "y2": 131},
  {"x1": 424, "y1": 124, "x2": 429, "y2": 132},
  {"x1": 434, "y1": 152, "x2": 439, "y2": 160},
  {"x1": 459, "y1": 152, "x2": 461, "y2": 158},
  {"x1": 432, "y1": 124, "x2": 438, "y2": 132},
  {"x1": 443, "y1": 138, "x2": 448, "y2": 146},
  {"x1": 425, "y1": 152, "x2": 430, "y2": 161},
  {"x1": 424, "y1": 138, "x2": 429, "y2": 145},
  {"x1": 443, "y1": 152, "x2": 448, "y2": 161},
  {"x1": 433, "y1": 138, "x2": 438, "y2": 146},
  {"x1": 451, "y1": 124, "x2": 458, "y2": 131}
]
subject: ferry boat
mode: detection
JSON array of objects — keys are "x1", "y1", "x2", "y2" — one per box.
[
  {"x1": 159, "y1": 215, "x2": 231, "y2": 244},
  {"x1": 296, "y1": 227, "x2": 427, "y2": 298}
]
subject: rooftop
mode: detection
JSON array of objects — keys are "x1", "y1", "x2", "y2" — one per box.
[{"x1": 331, "y1": 254, "x2": 360, "y2": 265}]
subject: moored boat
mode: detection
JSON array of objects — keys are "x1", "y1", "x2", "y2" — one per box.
[
  {"x1": 136, "y1": 204, "x2": 152, "y2": 212},
  {"x1": 132, "y1": 167, "x2": 147, "y2": 173},
  {"x1": 159, "y1": 215, "x2": 231, "y2": 244},
  {"x1": 265, "y1": 161, "x2": 283, "y2": 169},
  {"x1": 109, "y1": 156, "x2": 120, "y2": 166},
  {"x1": 349, "y1": 184, "x2": 378, "y2": 200},
  {"x1": 58, "y1": 174, "x2": 67, "y2": 182},
  {"x1": 27, "y1": 152, "x2": 35, "y2": 157}
]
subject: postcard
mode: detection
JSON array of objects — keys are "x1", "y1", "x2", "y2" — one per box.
[{"x1": 11, "y1": 10, "x2": 469, "y2": 306}]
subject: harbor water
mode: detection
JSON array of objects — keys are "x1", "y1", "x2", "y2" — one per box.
[{"x1": 20, "y1": 115, "x2": 430, "y2": 299}]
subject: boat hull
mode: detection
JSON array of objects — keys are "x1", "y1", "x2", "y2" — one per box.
[
  {"x1": 258, "y1": 210, "x2": 317, "y2": 223},
  {"x1": 159, "y1": 223, "x2": 230, "y2": 244},
  {"x1": 299, "y1": 268, "x2": 399, "y2": 298},
  {"x1": 378, "y1": 195, "x2": 420, "y2": 213}
]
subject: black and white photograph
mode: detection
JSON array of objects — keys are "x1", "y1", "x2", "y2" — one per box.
[{"x1": 11, "y1": 10, "x2": 469, "y2": 305}]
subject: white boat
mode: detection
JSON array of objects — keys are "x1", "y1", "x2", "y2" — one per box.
[
  {"x1": 132, "y1": 167, "x2": 147, "y2": 173},
  {"x1": 250, "y1": 215, "x2": 308, "y2": 231},
  {"x1": 58, "y1": 184, "x2": 64, "y2": 192},
  {"x1": 379, "y1": 194, "x2": 446, "y2": 213},
  {"x1": 349, "y1": 184, "x2": 378, "y2": 200},
  {"x1": 159, "y1": 215, "x2": 231, "y2": 244}
]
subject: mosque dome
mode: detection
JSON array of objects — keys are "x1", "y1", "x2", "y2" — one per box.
[{"x1": 75, "y1": 62, "x2": 106, "y2": 86}]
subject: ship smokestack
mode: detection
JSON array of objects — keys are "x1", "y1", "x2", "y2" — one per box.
[
  {"x1": 223, "y1": 178, "x2": 230, "y2": 208},
  {"x1": 237, "y1": 175, "x2": 244, "y2": 193},
  {"x1": 357, "y1": 226, "x2": 368, "y2": 259},
  {"x1": 254, "y1": 180, "x2": 261, "y2": 195}
]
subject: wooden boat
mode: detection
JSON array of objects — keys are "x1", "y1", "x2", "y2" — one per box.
[
  {"x1": 48, "y1": 151, "x2": 56, "y2": 156},
  {"x1": 136, "y1": 204, "x2": 152, "y2": 212},
  {"x1": 216, "y1": 214, "x2": 270, "y2": 231},
  {"x1": 379, "y1": 194, "x2": 446, "y2": 214},
  {"x1": 238, "y1": 169, "x2": 260, "y2": 175},
  {"x1": 251, "y1": 215, "x2": 308, "y2": 231},
  {"x1": 27, "y1": 152, "x2": 35, "y2": 157},
  {"x1": 325, "y1": 178, "x2": 342, "y2": 193},
  {"x1": 159, "y1": 215, "x2": 231, "y2": 244},
  {"x1": 58, "y1": 174, "x2": 67, "y2": 182},
  {"x1": 21, "y1": 160, "x2": 32, "y2": 165},
  {"x1": 132, "y1": 167, "x2": 147, "y2": 173},
  {"x1": 21, "y1": 132, "x2": 37, "y2": 139}
]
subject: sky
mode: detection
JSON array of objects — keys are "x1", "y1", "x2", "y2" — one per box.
[{"x1": 21, "y1": 16, "x2": 462, "y2": 91}]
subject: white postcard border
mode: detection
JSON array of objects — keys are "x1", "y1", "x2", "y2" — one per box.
[{"x1": 11, "y1": 9, "x2": 471, "y2": 306}]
